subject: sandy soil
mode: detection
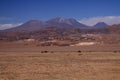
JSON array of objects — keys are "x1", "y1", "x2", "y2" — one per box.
[
  {"x1": 0, "y1": 51, "x2": 120, "y2": 80},
  {"x1": 0, "y1": 42, "x2": 120, "y2": 80}
]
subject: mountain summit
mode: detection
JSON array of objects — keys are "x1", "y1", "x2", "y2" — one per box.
[
  {"x1": 5, "y1": 20, "x2": 47, "y2": 31},
  {"x1": 93, "y1": 22, "x2": 108, "y2": 28},
  {"x1": 46, "y1": 17, "x2": 89, "y2": 28}
]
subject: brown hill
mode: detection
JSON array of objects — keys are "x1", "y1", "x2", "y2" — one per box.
[
  {"x1": 0, "y1": 24, "x2": 120, "y2": 45},
  {"x1": 107, "y1": 24, "x2": 120, "y2": 33}
]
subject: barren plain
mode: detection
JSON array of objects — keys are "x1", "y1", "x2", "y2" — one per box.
[{"x1": 0, "y1": 42, "x2": 120, "y2": 80}]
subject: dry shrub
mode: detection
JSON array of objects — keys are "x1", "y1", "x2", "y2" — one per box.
[{"x1": 41, "y1": 51, "x2": 48, "y2": 53}]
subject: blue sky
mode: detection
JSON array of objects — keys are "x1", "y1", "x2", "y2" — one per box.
[
  {"x1": 0, "y1": 0, "x2": 120, "y2": 23},
  {"x1": 0, "y1": 0, "x2": 120, "y2": 26}
]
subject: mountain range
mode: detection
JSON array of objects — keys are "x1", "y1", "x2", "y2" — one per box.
[
  {"x1": 3, "y1": 17, "x2": 108, "y2": 32},
  {"x1": 0, "y1": 18, "x2": 119, "y2": 43}
]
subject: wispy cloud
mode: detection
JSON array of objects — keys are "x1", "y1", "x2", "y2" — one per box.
[
  {"x1": 79, "y1": 16, "x2": 120, "y2": 26},
  {"x1": 0, "y1": 23, "x2": 22, "y2": 30}
]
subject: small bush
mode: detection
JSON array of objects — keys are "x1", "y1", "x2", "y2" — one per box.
[
  {"x1": 78, "y1": 50, "x2": 82, "y2": 53},
  {"x1": 41, "y1": 51, "x2": 48, "y2": 53}
]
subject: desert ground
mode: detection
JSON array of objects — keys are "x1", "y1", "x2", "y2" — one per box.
[{"x1": 0, "y1": 42, "x2": 120, "y2": 80}]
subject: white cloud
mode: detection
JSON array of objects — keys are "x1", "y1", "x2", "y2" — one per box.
[
  {"x1": 0, "y1": 23, "x2": 22, "y2": 30},
  {"x1": 79, "y1": 16, "x2": 120, "y2": 26}
]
